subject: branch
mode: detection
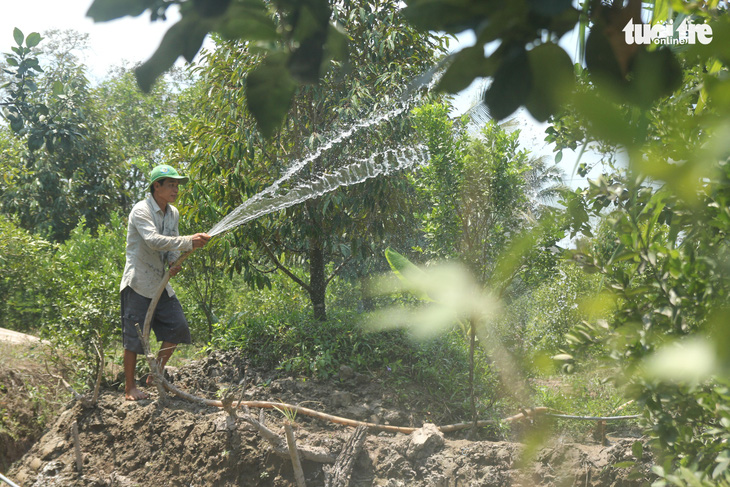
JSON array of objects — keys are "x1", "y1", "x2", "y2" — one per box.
[
  {"x1": 261, "y1": 241, "x2": 311, "y2": 292},
  {"x1": 91, "y1": 336, "x2": 104, "y2": 406},
  {"x1": 325, "y1": 255, "x2": 353, "y2": 286}
]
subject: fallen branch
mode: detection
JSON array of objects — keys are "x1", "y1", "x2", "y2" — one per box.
[
  {"x1": 50, "y1": 372, "x2": 95, "y2": 409},
  {"x1": 324, "y1": 424, "x2": 367, "y2": 487}
]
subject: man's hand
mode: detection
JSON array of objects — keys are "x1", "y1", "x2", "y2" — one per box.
[
  {"x1": 192, "y1": 233, "x2": 212, "y2": 249},
  {"x1": 169, "y1": 265, "x2": 182, "y2": 277}
]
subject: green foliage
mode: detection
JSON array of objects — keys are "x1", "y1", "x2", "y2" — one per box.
[
  {"x1": 496, "y1": 262, "x2": 605, "y2": 361},
  {"x1": 41, "y1": 214, "x2": 127, "y2": 383},
  {"x1": 411, "y1": 105, "x2": 566, "y2": 290},
  {"x1": 85, "y1": 0, "x2": 341, "y2": 136},
  {"x1": 410, "y1": 103, "x2": 464, "y2": 259},
  {"x1": 211, "y1": 270, "x2": 500, "y2": 424},
  {"x1": 549, "y1": 5, "x2": 730, "y2": 479},
  {"x1": 0, "y1": 214, "x2": 55, "y2": 333},
  {"x1": 531, "y1": 371, "x2": 639, "y2": 439},
  {"x1": 1, "y1": 29, "x2": 86, "y2": 154},
  {"x1": 92, "y1": 67, "x2": 194, "y2": 206}
]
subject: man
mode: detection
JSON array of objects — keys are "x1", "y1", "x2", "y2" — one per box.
[{"x1": 120, "y1": 164, "x2": 211, "y2": 401}]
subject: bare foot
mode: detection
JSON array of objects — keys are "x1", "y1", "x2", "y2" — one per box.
[{"x1": 125, "y1": 386, "x2": 149, "y2": 401}]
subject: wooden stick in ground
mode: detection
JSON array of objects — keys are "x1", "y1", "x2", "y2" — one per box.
[
  {"x1": 324, "y1": 424, "x2": 367, "y2": 487},
  {"x1": 91, "y1": 337, "x2": 104, "y2": 405},
  {"x1": 285, "y1": 422, "x2": 307, "y2": 487},
  {"x1": 134, "y1": 322, "x2": 167, "y2": 404},
  {"x1": 72, "y1": 420, "x2": 82, "y2": 473}
]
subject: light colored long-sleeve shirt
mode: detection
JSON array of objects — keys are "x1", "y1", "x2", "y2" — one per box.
[{"x1": 120, "y1": 196, "x2": 193, "y2": 298}]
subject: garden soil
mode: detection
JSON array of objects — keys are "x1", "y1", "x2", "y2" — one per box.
[{"x1": 7, "y1": 350, "x2": 653, "y2": 486}]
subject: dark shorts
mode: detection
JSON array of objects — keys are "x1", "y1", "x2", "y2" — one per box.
[{"x1": 120, "y1": 286, "x2": 191, "y2": 354}]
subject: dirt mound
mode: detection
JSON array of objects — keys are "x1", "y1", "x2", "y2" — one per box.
[
  {"x1": 8, "y1": 351, "x2": 653, "y2": 486},
  {"x1": 0, "y1": 339, "x2": 68, "y2": 473}
]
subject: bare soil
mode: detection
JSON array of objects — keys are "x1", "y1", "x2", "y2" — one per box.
[
  {"x1": 5, "y1": 349, "x2": 654, "y2": 486},
  {"x1": 0, "y1": 335, "x2": 68, "y2": 473}
]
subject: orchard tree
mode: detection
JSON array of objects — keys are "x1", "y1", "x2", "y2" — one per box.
[
  {"x1": 91, "y1": 66, "x2": 196, "y2": 207},
  {"x1": 0, "y1": 29, "x2": 128, "y2": 241},
  {"x1": 412, "y1": 104, "x2": 566, "y2": 290},
  {"x1": 177, "y1": 0, "x2": 445, "y2": 320}
]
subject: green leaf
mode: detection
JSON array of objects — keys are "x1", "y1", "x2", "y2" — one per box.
[
  {"x1": 25, "y1": 32, "x2": 41, "y2": 48},
  {"x1": 632, "y1": 441, "x2": 643, "y2": 459},
  {"x1": 651, "y1": 0, "x2": 670, "y2": 25},
  {"x1": 628, "y1": 48, "x2": 682, "y2": 108},
  {"x1": 192, "y1": 0, "x2": 231, "y2": 18},
  {"x1": 323, "y1": 23, "x2": 348, "y2": 63},
  {"x1": 436, "y1": 45, "x2": 494, "y2": 94},
  {"x1": 13, "y1": 28, "x2": 24, "y2": 46},
  {"x1": 52, "y1": 81, "x2": 64, "y2": 96},
  {"x1": 525, "y1": 42, "x2": 574, "y2": 122},
  {"x1": 613, "y1": 461, "x2": 637, "y2": 469},
  {"x1": 86, "y1": 0, "x2": 151, "y2": 22},
  {"x1": 27, "y1": 132, "x2": 44, "y2": 152},
  {"x1": 712, "y1": 459, "x2": 730, "y2": 479},
  {"x1": 384, "y1": 247, "x2": 431, "y2": 301},
  {"x1": 135, "y1": 14, "x2": 212, "y2": 92},
  {"x1": 217, "y1": 0, "x2": 278, "y2": 41},
  {"x1": 571, "y1": 91, "x2": 633, "y2": 148},
  {"x1": 402, "y1": 0, "x2": 492, "y2": 34},
  {"x1": 245, "y1": 52, "x2": 296, "y2": 138},
  {"x1": 483, "y1": 45, "x2": 531, "y2": 120},
  {"x1": 527, "y1": 0, "x2": 572, "y2": 17}
]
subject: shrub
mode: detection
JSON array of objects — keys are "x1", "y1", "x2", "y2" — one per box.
[
  {"x1": 0, "y1": 215, "x2": 55, "y2": 333},
  {"x1": 210, "y1": 272, "x2": 503, "y2": 424},
  {"x1": 41, "y1": 214, "x2": 126, "y2": 384}
]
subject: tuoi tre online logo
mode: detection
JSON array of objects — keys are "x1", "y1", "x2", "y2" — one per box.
[{"x1": 623, "y1": 19, "x2": 713, "y2": 45}]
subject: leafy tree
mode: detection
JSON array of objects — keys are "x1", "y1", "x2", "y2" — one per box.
[
  {"x1": 0, "y1": 29, "x2": 129, "y2": 241},
  {"x1": 42, "y1": 214, "x2": 127, "y2": 386},
  {"x1": 178, "y1": 0, "x2": 445, "y2": 320},
  {"x1": 547, "y1": 4, "x2": 730, "y2": 481},
  {"x1": 412, "y1": 105, "x2": 566, "y2": 290},
  {"x1": 91, "y1": 66, "x2": 196, "y2": 208}
]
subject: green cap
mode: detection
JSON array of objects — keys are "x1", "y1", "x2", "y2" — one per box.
[{"x1": 149, "y1": 164, "x2": 189, "y2": 190}]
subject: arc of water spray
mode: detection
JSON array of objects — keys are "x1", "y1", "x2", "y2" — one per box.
[
  {"x1": 243, "y1": 57, "x2": 447, "y2": 212},
  {"x1": 258, "y1": 103, "x2": 410, "y2": 198},
  {"x1": 207, "y1": 144, "x2": 429, "y2": 237}
]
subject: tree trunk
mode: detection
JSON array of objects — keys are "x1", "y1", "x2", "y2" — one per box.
[
  {"x1": 309, "y1": 233, "x2": 327, "y2": 321},
  {"x1": 359, "y1": 275, "x2": 375, "y2": 312},
  {"x1": 202, "y1": 303, "x2": 216, "y2": 343}
]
